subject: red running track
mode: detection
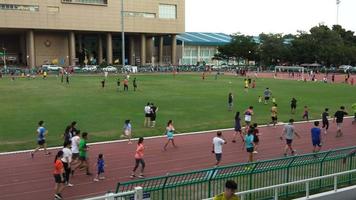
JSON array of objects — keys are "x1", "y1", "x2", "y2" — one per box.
[{"x1": 0, "y1": 119, "x2": 355, "y2": 200}]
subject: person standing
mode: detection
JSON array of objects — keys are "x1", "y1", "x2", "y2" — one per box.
[
  {"x1": 53, "y1": 151, "x2": 65, "y2": 200},
  {"x1": 228, "y1": 93, "x2": 233, "y2": 111},
  {"x1": 70, "y1": 130, "x2": 81, "y2": 170},
  {"x1": 244, "y1": 106, "x2": 254, "y2": 132},
  {"x1": 311, "y1": 121, "x2": 322, "y2": 154},
  {"x1": 212, "y1": 131, "x2": 227, "y2": 166},
  {"x1": 333, "y1": 106, "x2": 348, "y2": 137},
  {"x1": 93, "y1": 154, "x2": 105, "y2": 182},
  {"x1": 290, "y1": 97, "x2": 297, "y2": 114},
  {"x1": 352, "y1": 103, "x2": 356, "y2": 125},
  {"x1": 232, "y1": 112, "x2": 244, "y2": 143},
  {"x1": 263, "y1": 88, "x2": 272, "y2": 104},
  {"x1": 101, "y1": 79, "x2": 105, "y2": 88},
  {"x1": 131, "y1": 137, "x2": 145, "y2": 179},
  {"x1": 321, "y1": 108, "x2": 329, "y2": 134},
  {"x1": 302, "y1": 106, "x2": 309, "y2": 121},
  {"x1": 121, "y1": 119, "x2": 132, "y2": 144},
  {"x1": 31, "y1": 120, "x2": 50, "y2": 158},
  {"x1": 150, "y1": 103, "x2": 158, "y2": 128},
  {"x1": 61, "y1": 141, "x2": 73, "y2": 187},
  {"x1": 144, "y1": 103, "x2": 151, "y2": 127},
  {"x1": 252, "y1": 123, "x2": 260, "y2": 154},
  {"x1": 244, "y1": 79, "x2": 249, "y2": 92},
  {"x1": 270, "y1": 103, "x2": 278, "y2": 127},
  {"x1": 244, "y1": 128, "x2": 255, "y2": 162},
  {"x1": 280, "y1": 119, "x2": 301, "y2": 156},
  {"x1": 123, "y1": 78, "x2": 129, "y2": 91},
  {"x1": 163, "y1": 120, "x2": 178, "y2": 151},
  {"x1": 65, "y1": 71, "x2": 69, "y2": 84},
  {"x1": 213, "y1": 180, "x2": 239, "y2": 200},
  {"x1": 133, "y1": 78, "x2": 137, "y2": 91},
  {"x1": 117, "y1": 78, "x2": 120, "y2": 91}
]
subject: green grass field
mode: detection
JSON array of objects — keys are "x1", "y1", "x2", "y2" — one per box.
[{"x1": 0, "y1": 73, "x2": 355, "y2": 152}]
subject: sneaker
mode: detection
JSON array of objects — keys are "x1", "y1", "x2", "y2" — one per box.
[
  {"x1": 99, "y1": 177, "x2": 106, "y2": 180},
  {"x1": 138, "y1": 175, "x2": 145, "y2": 179},
  {"x1": 45, "y1": 152, "x2": 51, "y2": 155},
  {"x1": 130, "y1": 174, "x2": 136, "y2": 179},
  {"x1": 284, "y1": 153, "x2": 288, "y2": 157},
  {"x1": 93, "y1": 178, "x2": 99, "y2": 182},
  {"x1": 253, "y1": 151, "x2": 258, "y2": 154},
  {"x1": 54, "y1": 194, "x2": 62, "y2": 200},
  {"x1": 66, "y1": 183, "x2": 74, "y2": 187}
]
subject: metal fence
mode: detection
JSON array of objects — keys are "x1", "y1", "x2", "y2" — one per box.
[{"x1": 116, "y1": 146, "x2": 356, "y2": 200}]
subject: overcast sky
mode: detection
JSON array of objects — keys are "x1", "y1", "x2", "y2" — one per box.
[{"x1": 185, "y1": 0, "x2": 355, "y2": 35}]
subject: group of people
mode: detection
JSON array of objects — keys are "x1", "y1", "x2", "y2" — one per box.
[{"x1": 144, "y1": 102, "x2": 159, "y2": 128}]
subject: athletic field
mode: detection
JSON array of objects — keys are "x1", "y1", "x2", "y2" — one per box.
[{"x1": 0, "y1": 73, "x2": 355, "y2": 152}]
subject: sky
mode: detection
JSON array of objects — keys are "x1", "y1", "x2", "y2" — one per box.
[{"x1": 185, "y1": 0, "x2": 356, "y2": 35}]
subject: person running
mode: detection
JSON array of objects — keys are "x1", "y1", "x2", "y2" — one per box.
[
  {"x1": 53, "y1": 150, "x2": 65, "y2": 200},
  {"x1": 31, "y1": 120, "x2": 50, "y2": 158},
  {"x1": 333, "y1": 106, "x2": 348, "y2": 137},
  {"x1": 311, "y1": 121, "x2": 322, "y2": 154},
  {"x1": 101, "y1": 79, "x2": 105, "y2": 88},
  {"x1": 258, "y1": 96, "x2": 262, "y2": 103},
  {"x1": 163, "y1": 120, "x2": 177, "y2": 151},
  {"x1": 232, "y1": 112, "x2": 244, "y2": 143},
  {"x1": 270, "y1": 103, "x2": 278, "y2": 127},
  {"x1": 213, "y1": 180, "x2": 239, "y2": 200},
  {"x1": 244, "y1": 128, "x2": 255, "y2": 162},
  {"x1": 150, "y1": 103, "x2": 158, "y2": 128},
  {"x1": 212, "y1": 131, "x2": 227, "y2": 166},
  {"x1": 133, "y1": 78, "x2": 137, "y2": 91},
  {"x1": 61, "y1": 141, "x2": 73, "y2": 187},
  {"x1": 131, "y1": 137, "x2": 145, "y2": 179},
  {"x1": 63, "y1": 121, "x2": 77, "y2": 146},
  {"x1": 121, "y1": 119, "x2": 132, "y2": 144},
  {"x1": 290, "y1": 97, "x2": 297, "y2": 114},
  {"x1": 123, "y1": 78, "x2": 129, "y2": 91},
  {"x1": 302, "y1": 106, "x2": 309, "y2": 121},
  {"x1": 252, "y1": 123, "x2": 260, "y2": 154},
  {"x1": 117, "y1": 78, "x2": 120, "y2": 91},
  {"x1": 70, "y1": 130, "x2": 81, "y2": 170},
  {"x1": 94, "y1": 154, "x2": 105, "y2": 182},
  {"x1": 228, "y1": 93, "x2": 233, "y2": 111},
  {"x1": 321, "y1": 108, "x2": 329, "y2": 134},
  {"x1": 144, "y1": 103, "x2": 151, "y2": 127},
  {"x1": 280, "y1": 119, "x2": 301, "y2": 156},
  {"x1": 263, "y1": 88, "x2": 272, "y2": 104},
  {"x1": 65, "y1": 71, "x2": 69, "y2": 84},
  {"x1": 352, "y1": 103, "x2": 356, "y2": 125},
  {"x1": 74, "y1": 132, "x2": 92, "y2": 176},
  {"x1": 244, "y1": 106, "x2": 254, "y2": 132}
]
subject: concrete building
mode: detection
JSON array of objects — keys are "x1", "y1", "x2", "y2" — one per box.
[
  {"x1": 0, "y1": 0, "x2": 185, "y2": 67},
  {"x1": 176, "y1": 32, "x2": 231, "y2": 65}
]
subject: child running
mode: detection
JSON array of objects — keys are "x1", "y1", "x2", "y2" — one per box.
[
  {"x1": 94, "y1": 154, "x2": 105, "y2": 182},
  {"x1": 53, "y1": 151, "x2": 65, "y2": 200},
  {"x1": 311, "y1": 121, "x2": 322, "y2": 154},
  {"x1": 131, "y1": 137, "x2": 145, "y2": 179},
  {"x1": 232, "y1": 112, "x2": 244, "y2": 143},
  {"x1": 212, "y1": 131, "x2": 227, "y2": 166},
  {"x1": 163, "y1": 120, "x2": 177, "y2": 150},
  {"x1": 121, "y1": 119, "x2": 132, "y2": 144},
  {"x1": 31, "y1": 120, "x2": 50, "y2": 158},
  {"x1": 302, "y1": 106, "x2": 309, "y2": 121},
  {"x1": 280, "y1": 119, "x2": 301, "y2": 156},
  {"x1": 321, "y1": 108, "x2": 329, "y2": 134}
]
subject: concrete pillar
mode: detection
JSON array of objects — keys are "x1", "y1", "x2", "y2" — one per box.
[
  {"x1": 129, "y1": 36, "x2": 135, "y2": 65},
  {"x1": 106, "y1": 33, "x2": 113, "y2": 64},
  {"x1": 146, "y1": 37, "x2": 154, "y2": 65},
  {"x1": 171, "y1": 34, "x2": 177, "y2": 65},
  {"x1": 26, "y1": 30, "x2": 35, "y2": 68},
  {"x1": 78, "y1": 34, "x2": 82, "y2": 53},
  {"x1": 98, "y1": 34, "x2": 103, "y2": 64},
  {"x1": 140, "y1": 34, "x2": 146, "y2": 66},
  {"x1": 19, "y1": 34, "x2": 26, "y2": 65},
  {"x1": 159, "y1": 36, "x2": 164, "y2": 65},
  {"x1": 68, "y1": 31, "x2": 76, "y2": 66}
]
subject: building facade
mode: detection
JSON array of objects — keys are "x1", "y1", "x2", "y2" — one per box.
[{"x1": 0, "y1": 0, "x2": 185, "y2": 67}]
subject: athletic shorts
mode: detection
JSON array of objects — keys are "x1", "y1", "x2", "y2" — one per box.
[
  {"x1": 72, "y1": 153, "x2": 79, "y2": 160},
  {"x1": 265, "y1": 97, "x2": 270, "y2": 100},
  {"x1": 145, "y1": 114, "x2": 150, "y2": 118},
  {"x1": 253, "y1": 136, "x2": 259, "y2": 143},
  {"x1": 37, "y1": 140, "x2": 45, "y2": 146},
  {"x1": 150, "y1": 115, "x2": 156, "y2": 121},
  {"x1": 337, "y1": 123, "x2": 342, "y2": 130},
  {"x1": 246, "y1": 147, "x2": 254, "y2": 153},
  {"x1": 215, "y1": 153, "x2": 222, "y2": 161},
  {"x1": 291, "y1": 104, "x2": 296, "y2": 109},
  {"x1": 312, "y1": 140, "x2": 322, "y2": 147},
  {"x1": 97, "y1": 168, "x2": 104, "y2": 174},
  {"x1": 322, "y1": 121, "x2": 329, "y2": 130},
  {"x1": 54, "y1": 174, "x2": 65, "y2": 183},
  {"x1": 271, "y1": 116, "x2": 277, "y2": 121},
  {"x1": 286, "y1": 139, "x2": 293, "y2": 145}
]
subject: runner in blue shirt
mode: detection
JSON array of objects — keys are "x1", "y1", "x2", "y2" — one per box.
[
  {"x1": 31, "y1": 120, "x2": 50, "y2": 158},
  {"x1": 311, "y1": 121, "x2": 322, "y2": 154}
]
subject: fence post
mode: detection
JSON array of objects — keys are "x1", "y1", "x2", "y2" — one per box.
[
  {"x1": 285, "y1": 157, "x2": 296, "y2": 198},
  {"x1": 134, "y1": 186, "x2": 143, "y2": 200},
  {"x1": 207, "y1": 167, "x2": 217, "y2": 197},
  {"x1": 334, "y1": 176, "x2": 338, "y2": 192},
  {"x1": 305, "y1": 181, "x2": 309, "y2": 198},
  {"x1": 319, "y1": 151, "x2": 330, "y2": 189},
  {"x1": 161, "y1": 175, "x2": 169, "y2": 200},
  {"x1": 115, "y1": 183, "x2": 121, "y2": 193},
  {"x1": 248, "y1": 162, "x2": 258, "y2": 200},
  {"x1": 274, "y1": 187, "x2": 279, "y2": 200},
  {"x1": 348, "y1": 150, "x2": 355, "y2": 185}
]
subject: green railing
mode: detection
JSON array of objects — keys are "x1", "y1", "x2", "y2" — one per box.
[{"x1": 116, "y1": 146, "x2": 356, "y2": 200}]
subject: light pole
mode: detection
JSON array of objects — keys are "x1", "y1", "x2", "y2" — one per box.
[
  {"x1": 336, "y1": 0, "x2": 341, "y2": 25},
  {"x1": 121, "y1": 0, "x2": 125, "y2": 67}
]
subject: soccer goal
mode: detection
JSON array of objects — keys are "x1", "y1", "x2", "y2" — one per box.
[{"x1": 274, "y1": 66, "x2": 305, "y2": 80}]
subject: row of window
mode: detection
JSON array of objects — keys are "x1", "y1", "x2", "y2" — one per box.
[
  {"x1": 61, "y1": 0, "x2": 107, "y2": 5},
  {"x1": 124, "y1": 11, "x2": 155, "y2": 19},
  {"x1": 0, "y1": 4, "x2": 39, "y2": 12}
]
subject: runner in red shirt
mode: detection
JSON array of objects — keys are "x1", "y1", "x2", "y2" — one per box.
[
  {"x1": 131, "y1": 137, "x2": 145, "y2": 179},
  {"x1": 53, "y1": 151, "x2": 65, "y2": 200}
]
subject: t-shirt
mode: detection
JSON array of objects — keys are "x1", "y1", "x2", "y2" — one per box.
[
  {"x1": 334, "y1": 110, "x2": 348, "y2": 123},
  {"x1": 291, "y1": 99, "x2": 297, "y2": 106},
  {"x1": 54, "y1": 159, "x2": 64, "y2": 175},
  {"x1": 245, "y1": 134, "x2": 254, "y2": 148},
  {"x1": 144, "y1": 106, "x2": 151, "y2": 115},
  {"x1": 228, "y1": 95, "x2": 233, "y2": 103},
  {"x1": 311, "y1": 127, "x2": 321, "y2": 141},
  {"x1": 264, "y1": 90, "x2": 271, "y2": 97},
  {"x1": 135, "y1": 144, "x2": 144, "y2": 159},
  {"x1": 79, "y1": 139, "x2": 87, "y2": 158},
  {"x1": 97, "y1": 159, "x2": 104, "y2": 170},
  {"x1": 37, "y1": 126, "x2": 46, "y2": 141},
  {"x1": 61, "y1": 147, "x2": 72, "y2": 163},
  {"x1": 71, "y1": 136, "x2": 80, "y2": 154},
  {"x1": 244, "y1": 109, "x2": 253, "y2": 122},
  {"x1": 124, "y1": 123, "x2": 132, "y2": 131},
  {"x1": 283, "y1": 124, "x2": 295, "y2": 140},
  {"x1": 213, "y1": 137, "x2": 225, "y2": 154},
  {"x1": 214, "y1": 193, "x2": 240, "y2": 200},
  {"x1": 151, "y1": 106, "x2": 157, "y2": 116},
  {"x1": 322, "y1": 112, "x2": 329, "y2": 122},
  {"x1": 271, "y1": 106, "x2": 277, "y2": 117}
]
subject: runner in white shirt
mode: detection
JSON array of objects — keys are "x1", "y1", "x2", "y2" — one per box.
[
  {"x1": 70, "y1": 131, "x2": 81, "y2": 176},
  {"x1": 212, "y1": 131, "x2": 227, "y2": 166},
  {"x1": 62, "y1": 142, "x2": 73, "y2": 187},
  {"x1": 144, "y1": 103, "x2": 152, "y2": 127}
]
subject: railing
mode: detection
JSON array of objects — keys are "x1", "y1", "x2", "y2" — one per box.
[
  {"x1": 82, "y1": 187, "x2": 141, "y2": 200},
  {"x1": 116, "y1": 146, "x2": 356, "y2": 200},
  {"x1": 204, "y1": 169, "x2": 356, "y2": 200}
]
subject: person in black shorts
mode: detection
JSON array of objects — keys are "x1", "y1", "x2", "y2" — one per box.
[
  {"x1": 290, "y1": 97, "x2": 297, "y2": 114},
  {"x1": 150, "y1": 103, "x2": 158, "y2": 128},
  {"x1": 321, "y1": 108, "x2": 329, "y2": 134},
  {"x1": 252, "y1": 123, "x2": 260, "y2": 154},
  {"x1": 333, "y1": 106, "x2": 348, "y2": 137}
]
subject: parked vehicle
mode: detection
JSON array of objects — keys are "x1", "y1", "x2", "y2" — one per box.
[
  {"x1": 82, "y1": 65, "x2": 97, "y2": 72},
  {"x1": 41, "y1": 65, "x2": 62, "y2": 71},
  {"x1": 102, "y1": 66, "x2": 117, "y2": 72}
]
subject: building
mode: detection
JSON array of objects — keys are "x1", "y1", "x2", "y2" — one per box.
[
  {"x1": 176, "y1": 32, "x2": 231, "y2": 65},
  {"x1": 0, "y1": 0, "x2": 185, "y2": 67}
]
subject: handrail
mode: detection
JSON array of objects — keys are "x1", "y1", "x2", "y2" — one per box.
[
  {"x1": 203, "y1": 169, "x2": 356, "y2": 200},
  {"x1": 83, "y1": 187, "x2": 140, "y2": 200}
]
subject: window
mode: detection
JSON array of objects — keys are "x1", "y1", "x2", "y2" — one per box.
[
  {"x1": 159, "y1": 4, "x2": 176, "y2": 19},
  {"x1": 0, "y1": 4, "x2": 39, "y2": 12},
  {"x1": 124, "y1": 11, "x2": 155, "y2": 19},
  {"x1": 61, "y1": 0, "x2": 107, "y2": 5},
  {"x1": 47, "y1": 6, "x2": 59, "y2": 13}
]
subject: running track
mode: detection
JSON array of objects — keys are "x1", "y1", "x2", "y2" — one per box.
[{"x1": 0, "y1": 119, "x2": 355, "y2": 200}]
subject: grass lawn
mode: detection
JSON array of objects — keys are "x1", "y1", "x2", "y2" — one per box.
[{"x1": 0, "y1": 73, "x2": 355, "y2": 152}]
